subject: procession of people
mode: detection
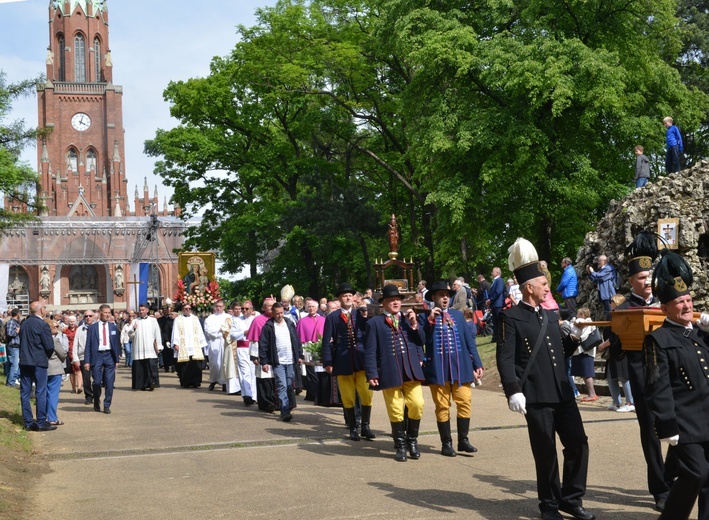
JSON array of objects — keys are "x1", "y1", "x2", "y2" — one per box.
[{"x1": 7, "y1": 231, "x2": 709, "y2": 520}]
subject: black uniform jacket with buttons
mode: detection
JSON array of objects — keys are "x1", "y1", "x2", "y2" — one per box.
[
  {"x1": 496, "y1": 302, "x2": 575, "y2": 403},
  {"x1": 644, "y1": 320, "x2": 709, "y2": 444}
]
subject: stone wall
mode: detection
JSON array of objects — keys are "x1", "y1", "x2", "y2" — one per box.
[{"x1": 576, "y1": 160, "x2": 709, "y2": 317}]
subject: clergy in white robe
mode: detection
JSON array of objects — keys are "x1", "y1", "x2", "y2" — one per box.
[
  {"x1": 231, "y1": 305, "x2": 258, "y2": 405},
  {"x1": 171, "y1": 305, "x2": 207, "y2": 388},
  {"x1": 203, "y1": 301, "x2": 240, "y2": 394},
  {"x1": 131, "y1": 304, "x2": 163, "y2": 391}
]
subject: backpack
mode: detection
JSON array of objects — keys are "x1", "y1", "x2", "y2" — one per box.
[
  {"x1": 465, "y1": 286, "x2": 474, "y2": 309},
  {"x1": 612, "y1": 266, "x2": 622, "y2": 292}
]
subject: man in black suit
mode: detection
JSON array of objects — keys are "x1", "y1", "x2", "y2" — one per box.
[
  {"x1": 84, "y1": 304, "x2": 122, "y2": 414},
  {"x1": 19, "y1": 301, "x2": 57, "y2": 432},
  {"x1": 497, "y1": 239, "x2": 594, "y2": 520},
  {"x1": 644, "y1": 250, "x2": 709, "y2": 520}
]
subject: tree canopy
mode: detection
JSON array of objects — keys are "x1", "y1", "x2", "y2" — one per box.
[
  {"x1": 146, "y1": 0, "x2": 708, "y2": 296},
  {"x1": 0, "y1": 72, "x2": 43, "y2": 228}
]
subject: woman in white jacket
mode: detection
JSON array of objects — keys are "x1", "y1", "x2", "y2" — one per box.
[{"x1": 121, "y1": 312, "x2": 136, "y2": 367}]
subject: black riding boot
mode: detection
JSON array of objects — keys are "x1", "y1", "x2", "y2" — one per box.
[
  {"x1": 360, "y1": 405, "x2": 376, "y2": 440},
  {"x1": 391, "y1": 421, "x2": 407, "y2": 462},
  {"x1": 457, "y1": 417, "x2": 478, "y2": 453},
  {"x1": 406, "y1": 418, "x2": 421, "y2": 459},
  {"x1": 437, "y1": 420, "x2": 457, "y2": 457},
  {"x1": 344, "y1": 407, "x2": 360, "y2": 441}
]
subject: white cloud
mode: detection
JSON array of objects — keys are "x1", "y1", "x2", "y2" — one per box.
[{"x1": 1, "y1": 0, "x2": 273, "y2": 208}]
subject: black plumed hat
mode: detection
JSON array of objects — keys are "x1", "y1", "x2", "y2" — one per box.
[
  {"x1": 651, "y1": 249, "x2": 693, "y2": 304},
  {"x1": 626, "y1": 230, "x2": 658, "y2": 276}
]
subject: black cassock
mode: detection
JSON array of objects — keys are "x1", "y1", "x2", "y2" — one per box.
[
  {"x1": 176, "y1": 357, "x2": 203, "y2": 388},
  {"x1": 131, "y1": 358, "x2": 160, "y2": 390}
]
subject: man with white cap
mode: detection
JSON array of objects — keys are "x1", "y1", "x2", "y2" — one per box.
[{"x1": 497, "y1": 238, "x2": 593, "y2": 520}]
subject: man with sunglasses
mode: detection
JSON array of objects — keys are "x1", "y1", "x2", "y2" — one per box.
[
  {"x1": 73, "y1": 310, "x2": 96, "y2": 405},
  {"x1": 171, "y1": 304, "x2": 207, "y2": 388}
]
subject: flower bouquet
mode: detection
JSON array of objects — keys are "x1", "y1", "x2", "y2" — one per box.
[
  {"x1": 174, "y1": 279, "x2": 221, "y2": 316},
  {"x1": 302, "y1": 335, "x2": 323, "y2": 363}
]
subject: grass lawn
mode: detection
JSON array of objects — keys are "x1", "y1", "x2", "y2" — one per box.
[
  {"x1": 0, "y1": 383, "x2": 31, "y2": 452},
  {"x1": 0, "y1": 381, "x2": 38, "y2": 520}
]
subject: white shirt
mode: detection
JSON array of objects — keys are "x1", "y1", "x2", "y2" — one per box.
[
  {"x1": 274, "y1": 320, "x2": 293, "y2": 365},
  {"x1": 98, "y1": 321, "x2": 111, "y2": 351}
]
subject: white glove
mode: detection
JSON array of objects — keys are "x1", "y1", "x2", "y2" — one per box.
[
  {"x1": 660, "y1": 435, "x2": 679, "y2": 446},
  {"x1": 698, "y1": 313, "x2": 709, "y2": 333},
  {"x1": 508, "y1": 392, "x2": 527, "y2": 415}
]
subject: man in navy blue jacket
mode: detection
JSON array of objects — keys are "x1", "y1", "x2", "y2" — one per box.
[
  {"x1": 19, "y1": 301, "x2": 56, "y2": 431},
  {"x1": 84, "y1": 304, "x2": 122, "y2": 414},
  {"x1": 322, "y1": 282, "x2": 373, "y2": 441},
  {"x1": 365, "y1": 285, "x2": 425, "y2": 462},
  {"x1": 486, "y1": 267, "x2": 505, "y2": 342},
  {"x1": 419, "y1": 281, "x2": 484, "y2": 457}
]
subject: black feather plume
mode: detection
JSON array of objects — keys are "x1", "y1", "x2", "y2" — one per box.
[
  {"x1": 625, "y1": 230, "x2": 658, "y2": 261},
  {"x1": 652, "y1": 249, "x2": 693, "y2": 297}
]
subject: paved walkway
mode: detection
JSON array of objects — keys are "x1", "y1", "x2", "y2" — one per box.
[{"x1": 27, "y1": 366, "x2": 683, "y2": 519}]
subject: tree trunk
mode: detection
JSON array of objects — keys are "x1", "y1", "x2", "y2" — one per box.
[
  {"x1": 359, "y1": 234, "x2": 374, "y2": 290},
  {"x1": 537, "y1": 218, "x2": 553, "y2": 264},
  {"x1": 422, "y1": 203, "x2": 436, "y2": 281}
]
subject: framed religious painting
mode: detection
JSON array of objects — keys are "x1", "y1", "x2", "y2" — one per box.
[
  {"x1": 657, "y1": 218, "x2": 679, "y2": 250},
  {"x1": 178, "y1": 252, "x2": 216, "y2": 295}
]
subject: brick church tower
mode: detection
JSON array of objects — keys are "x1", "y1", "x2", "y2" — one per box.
[{"x1": 37, "y1": 0, "x2": 129, "y2": 217}]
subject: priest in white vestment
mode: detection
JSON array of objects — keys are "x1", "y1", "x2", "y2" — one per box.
[
  {"x1": 131, "y1": 303, "x2": 163, "y2": 390},
  {"x1": 230, "y1": 301, "x2": 258, "y2": 405},
  {"x1": 171, "y1": 304, "x2": 207, "y2": 388},
  {"x1": 204, "y1": 300, "x2": 240, "y2": 394}
]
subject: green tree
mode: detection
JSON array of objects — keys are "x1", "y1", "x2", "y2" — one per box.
[
  {"x1": 147, "y1": 0, "x2": 708, "y2": 292},
  {"x1": 0, "y1": 72, "x2": 43, "y2": 227}
]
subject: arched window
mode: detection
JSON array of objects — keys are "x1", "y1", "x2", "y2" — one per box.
[
  {"x1": 67, "y1": 148, "x2": 78, "y2": 172},
  {"x1": 74, "y1": 33, "x2": 86, "y2": 82},
  {"x1": 93, "y1": 37, "x2": 101, "y2": 82},
  {"x1": 57, "y1": 34, "x2": 66, "y2": 81},
  {"x1": 86, "y1": 148, "x2": 97, "y2": 172}
]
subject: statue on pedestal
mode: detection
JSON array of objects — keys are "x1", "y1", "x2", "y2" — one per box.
[{"x1": 388, "y1": 214, "x2": 399, "y2": 259}]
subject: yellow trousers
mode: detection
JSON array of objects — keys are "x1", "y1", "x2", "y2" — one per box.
[
  {"x1": 430, "y1": 382, "x2": 472, "y2": 422},
  {"x1": 337, "y1": 371, "x2": 373, "y2": 408},
  {"x1": 381, "y1": 380, "x2": 424, "y2": 422}
]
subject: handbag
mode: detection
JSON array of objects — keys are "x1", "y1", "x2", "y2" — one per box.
[{"x1": 581, "y1": 328, "x2": 602, "y2": 351}]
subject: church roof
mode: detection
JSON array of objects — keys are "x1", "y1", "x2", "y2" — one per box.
[{"x1": 53, "y1": 0, "x2": 106, "y2": 16}]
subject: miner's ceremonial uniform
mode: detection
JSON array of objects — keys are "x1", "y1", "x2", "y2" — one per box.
[
  {"x1": 645, "y1": 321, "x2": 709, "y2": 520},
  {"x1": 364, "y1": 285, "x2": 425, "y2": 461},
  {"x1": 619, "y1": 293, "x2": 676, "y2": 503},
  {"x1": 620, "y1": 231, "x2": 677, "y2": 510},
  {"x1": 419, "y1": 279, "x2": 483, "y2": 456},
  {"x1": 643, "y1": 247, "x2": 709, "y2": 520},
  {"x1": 322, "y1": 282, "x2": 373, "y2": 440},
  {"x1": 498, "y1": 238, "x2": 592, "y2": 520}
]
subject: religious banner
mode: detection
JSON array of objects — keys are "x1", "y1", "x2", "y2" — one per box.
[
  {"x1": 175, "y1": 252, "x2": 219, "y2": 314},
  {"x1": 657, "y1": 218, "x2": 679, "y2": 250}
]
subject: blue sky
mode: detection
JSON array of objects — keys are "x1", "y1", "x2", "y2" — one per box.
[{"x1": 0, "y1": 0, "x2": 276, "y2": 208}]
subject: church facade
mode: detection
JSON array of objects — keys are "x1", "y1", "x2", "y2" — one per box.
[{"x1": 0, "y1": 0, "x2": 188, "y2": 312}]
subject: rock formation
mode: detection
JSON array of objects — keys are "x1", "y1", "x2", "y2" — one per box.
[{"x1": 576, "y1": 160, "x2": 709, "y2": 316}]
